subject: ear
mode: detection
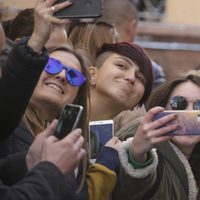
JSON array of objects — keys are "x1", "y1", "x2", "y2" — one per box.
[
  {"x1": 88, "y1": 66, "x2": 98, "y2": 82},
  {"x1": 88, "y1": 66, "x2": 98, "y2": 89},
  {"x1": 127, "y1": 19, "x2": 137, "y2": 41}
]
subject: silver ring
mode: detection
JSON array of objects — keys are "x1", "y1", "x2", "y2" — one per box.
[{"x1": 51, "y1": 6, "x2": 55, "y2": 12}]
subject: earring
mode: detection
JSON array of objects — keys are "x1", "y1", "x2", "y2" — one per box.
[{"x1": 91, "y1": 79, "x2": 96, "y2": 89}]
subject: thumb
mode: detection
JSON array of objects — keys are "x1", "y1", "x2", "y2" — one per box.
[{"x1": 43, "y1": 119, "x2": 58, "y2": 137}]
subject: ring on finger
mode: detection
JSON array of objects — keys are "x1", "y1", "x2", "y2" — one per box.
[{"x1": 51, "y1": 6, "x2": 55, "y2": 12}]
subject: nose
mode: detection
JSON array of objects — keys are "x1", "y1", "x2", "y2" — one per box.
[
  {"x1": 186, "y1": 103, "x2": 194, "y2": 110},
  {"x1": 125, "y1": 69, "x2": 136, "y2": 84},
  {"x1": 55, "y1": 69, "x2": 66, "y2": 83}
]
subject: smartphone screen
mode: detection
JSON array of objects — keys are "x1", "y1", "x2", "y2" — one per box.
[
  {"x1": 54, "y1": 0, "x2": 102, "y2": 19},
  {"x1": 54, "y1": 104, "x2": 83, "y2": 139},
  {"x1": 89, "y1": 120, "x2": 114, "y2": 160},
  {"x1": 153, "y1": 110, "x2": 200, "y2": 135}
]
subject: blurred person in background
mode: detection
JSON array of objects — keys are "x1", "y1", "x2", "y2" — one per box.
[{"x1": 68, "y1": 21, "x2": 119, "y2": 65}]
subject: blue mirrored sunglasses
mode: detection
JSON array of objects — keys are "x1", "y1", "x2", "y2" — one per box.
[{"x1": 44, "y1": 57, "x2": 86, "y2": 87}]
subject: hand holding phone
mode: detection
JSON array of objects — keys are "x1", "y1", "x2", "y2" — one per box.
[
  {"x1": 89, "y1": 120, "x2": 114, "y2": 160},
  {"x1": 54, "y1": 104, "x2": 83, "y2": 139},
  {"x1": 153, "y1": 110, "x2": 200, "y2": 135}
]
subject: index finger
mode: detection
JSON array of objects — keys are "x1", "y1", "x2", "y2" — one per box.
[{"x1": 144, "y1": 106, "x2": 164, "y2": 123}]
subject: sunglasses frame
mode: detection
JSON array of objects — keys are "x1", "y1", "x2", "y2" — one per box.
[
  {"x1": 170, "y1": 95, "x2": 200, "y2": 110},
  {"x1": 44, "y1": 57, "x2": 86, "y2": 87}
]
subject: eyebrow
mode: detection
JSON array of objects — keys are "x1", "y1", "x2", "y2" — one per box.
[
  {"x1": 115, "y1": 56, "x2": 142, "y2": 74},
  {"x1": 115, "y1": 56, "x2": 133, "y2": 66}
]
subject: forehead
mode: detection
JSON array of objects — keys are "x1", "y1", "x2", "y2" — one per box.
[
  {"x1": 50, "y1": 50, "x2": 81, "y2": 71},
  {"x1": 104, "y1": 53, "x2": 140, "y2": 69},
  {"x1": 170, "y1": 81, "x2": 200, "y2": 100}
]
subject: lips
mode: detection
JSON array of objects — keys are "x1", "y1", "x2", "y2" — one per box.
[
  {"x1": 118, "y1": 81, "x2": 133, "y2": 94},
  {"x1": 45, "y1": 82, "x2": 64, "y2": 94}
]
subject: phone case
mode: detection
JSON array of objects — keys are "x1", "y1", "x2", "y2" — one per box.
[
  {"x1": 89, "y1": 120, "x2": 114, "y2": 161},
  {"x1": 54, "y1": 0, "x2": 102, "y2": 18},
  {"x1": 153, "y1": 110, "x2": 200, "y2": 135}
]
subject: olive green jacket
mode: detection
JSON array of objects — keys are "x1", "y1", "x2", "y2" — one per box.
[{"x1": 113, "y1": 137, "x2": 198, "y2": 200}]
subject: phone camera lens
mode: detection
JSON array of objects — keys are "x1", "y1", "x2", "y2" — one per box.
[{"x1": 85, "y1": 0, "x2": 92, "y2": 7}]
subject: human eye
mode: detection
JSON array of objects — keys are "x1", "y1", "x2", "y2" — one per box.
[
  {"x1": 136, "y1": 73, "x2": 145, "y2": 84},
  {"x1": 115, "y1": 62, "x2": 127, "y2": 70}
]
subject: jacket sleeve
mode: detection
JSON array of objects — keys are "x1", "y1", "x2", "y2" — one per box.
[
  {"x1": 0, "y1": 152, "x2": 27, "y2": 185},
  {"x1": 113, "y1": 138, "x2": 158, "y2": 200},
  {"x1": 87, "y1": 147, "x2": 119, "y2": 200},
  {"x1": 0, "y1": 160, "x2": 67, "y2": 200},
  {"x1": 0, "y1": 39, "x2": 48, "y2": 140}
]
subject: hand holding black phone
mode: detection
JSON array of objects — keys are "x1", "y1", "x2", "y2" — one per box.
[{"x1": 54, "y1": 104, "x2": 83, "y2": 140}]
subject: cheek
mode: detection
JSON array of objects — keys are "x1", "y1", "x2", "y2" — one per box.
[
  {"x1": 63, "y1": 87, "x2": 79, "y2": 104},
  {"x1": 137, "y1": 84, "x2": 145, "y2": 99},
  {"x1": 33, "y1": 72, "x2": 48, "y2": 91}
]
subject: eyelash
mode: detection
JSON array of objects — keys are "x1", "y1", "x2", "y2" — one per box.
[
  {"x1": 115, "y1": 62, "x2": 145, "y2": 84},
  {"x1": 116, "y1": 63, "x2": 127, "y2": 70},
  {"x1": 136, "y1": 75, "x2": 145, "y2": 83}
]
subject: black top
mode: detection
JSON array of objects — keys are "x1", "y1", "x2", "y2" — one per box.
[{"x1": 0, "y1": 39, "x2": 71, "y2": 200}]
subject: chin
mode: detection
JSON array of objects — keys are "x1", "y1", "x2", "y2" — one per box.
[{"x1": 171, "y1": 135, "x2": 200, "y2": 147}]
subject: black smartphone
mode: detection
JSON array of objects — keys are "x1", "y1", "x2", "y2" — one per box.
[
  {"x1": 54, "y1": 104, "x2": 83, "y2": 139},
  {"x1": 89, "y1": 120, "x2": 114, "y2": 161},
  {"x1": 153, "y1": 110, "x2": 200, "y2": 135},
  {"x1": 54, "y1": 0, "x2": 102, "y2": 19}
]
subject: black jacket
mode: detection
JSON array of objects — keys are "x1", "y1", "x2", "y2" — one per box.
[
  {"x1": 0, "y1": 121, "x2": 89, "y2": 200},
  {"x1": 0, "y1": 39, "x2": 69, "y2": 200},
  {"x1": 0, "y1": 38, "x2": 47, "y2": 140}
]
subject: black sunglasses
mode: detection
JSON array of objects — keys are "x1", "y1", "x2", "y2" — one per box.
[{"x1": 170, "y1": 95, "x2": 200, "y2": 110}]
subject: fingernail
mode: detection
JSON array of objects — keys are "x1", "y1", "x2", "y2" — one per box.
[{"x1": 176, "y1": 125, "x2": 182, "y2": 129}]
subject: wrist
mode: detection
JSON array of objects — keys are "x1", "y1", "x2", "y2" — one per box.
[
  {"x1": 28, "y1": 33, "x2": 46, "y2": 53},
  {"x1": 128, "y1": 146, "x2": 153, "y2": 169},
  {"x1": 130, "y1": 142, "x2": 147, "y2": 163}
]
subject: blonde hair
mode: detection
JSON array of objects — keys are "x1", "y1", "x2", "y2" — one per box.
[{"x1": 68, "y1": 22, "x2": 118, "y2": 65}]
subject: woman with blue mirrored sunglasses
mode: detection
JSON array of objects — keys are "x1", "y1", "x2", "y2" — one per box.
[
  {"x1": 0, "y1": 44, "x2": 90, "y2": 199},
  {"x1": 45, "y1": 57, "x2": 86, "y2": 87}
]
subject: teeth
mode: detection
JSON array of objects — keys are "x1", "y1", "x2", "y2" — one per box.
[{"x1": 46, "y1": 83, "x2": 63, "y2": 94}]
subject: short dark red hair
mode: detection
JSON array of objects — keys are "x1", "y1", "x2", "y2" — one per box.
[{"x1": 96, "y1": 42, "x2": 153, "y2": 106}]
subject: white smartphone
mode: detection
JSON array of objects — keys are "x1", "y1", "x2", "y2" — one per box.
[
  {"x1": 54, "y1": 104, "x2": 83, "y2": 139},
  {"x1": 89, "y1": 120, "x2": 114, "y2": 161},
  {"x1": 153, "y1": 110, "x2": 200, "y2": 135}
]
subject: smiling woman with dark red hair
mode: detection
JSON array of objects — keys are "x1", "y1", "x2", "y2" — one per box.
[
  {"x1": 89, "y1": 42, "x2": 153, "y2": 120},
  {"x1": 87, "y1": 42, "x2": 153, "y2": 200}
]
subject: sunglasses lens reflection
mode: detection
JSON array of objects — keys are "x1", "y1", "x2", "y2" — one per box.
[
  {"x1": 194, "y1": 100, "x2": 200, "y2": 110},
  {"x1": 45, "y1": 58, "x2": 62, "y2": 74},
  {"x1": 67, "y1": 69, "x2": 86, "y2": 87},
  {"x1": 170, "y1": 96, "x2": 187, "y2": 110}
]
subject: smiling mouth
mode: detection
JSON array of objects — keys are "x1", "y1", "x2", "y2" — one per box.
[
  {"x1": 45, "y1": 83, "x2": 64, "y2": 94},
  {"x1": 118, "y1": 82, "x2": 133, "y2": 94}
]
